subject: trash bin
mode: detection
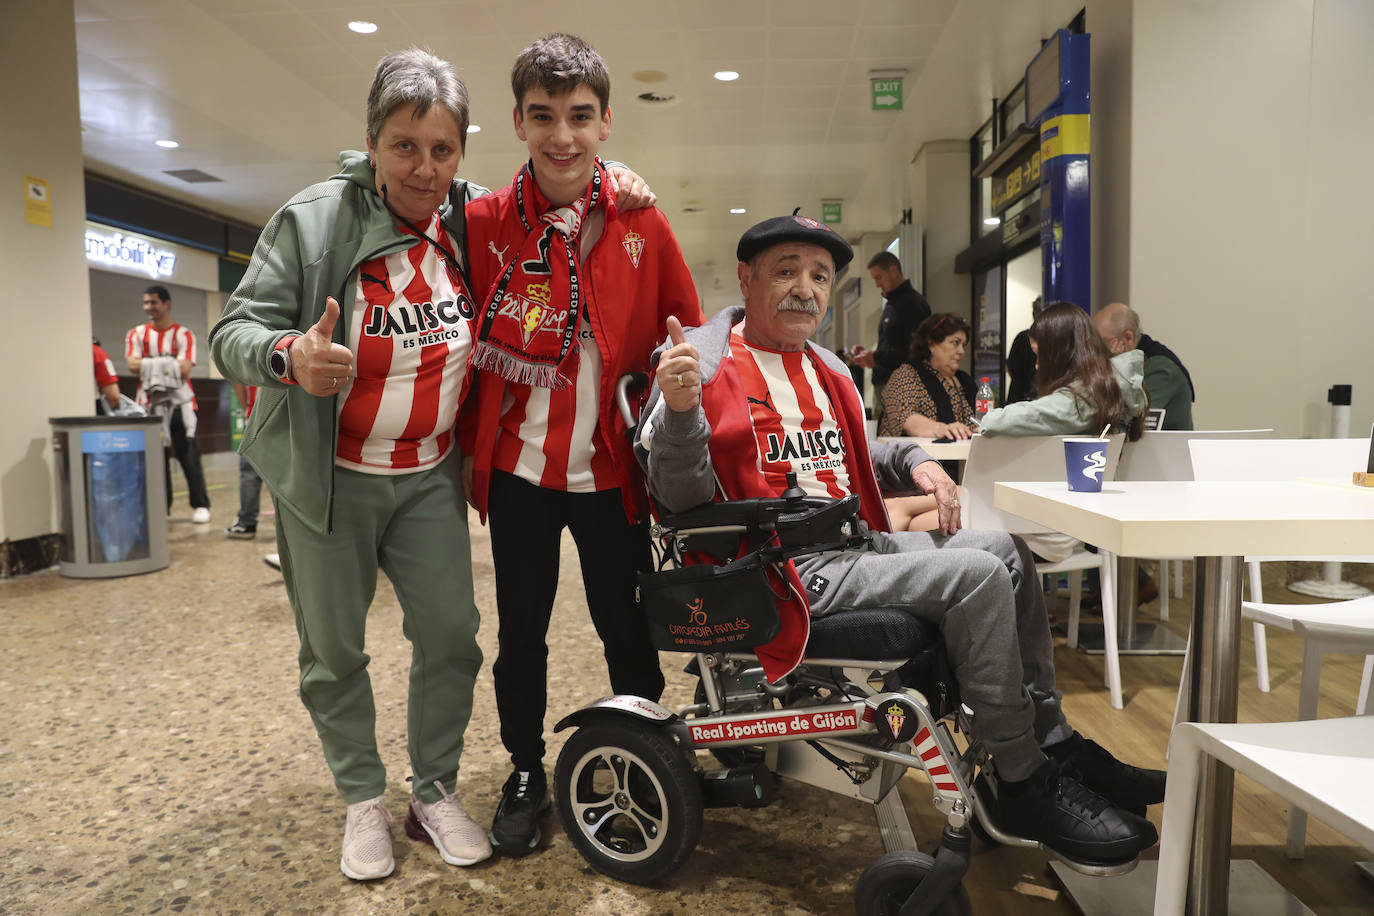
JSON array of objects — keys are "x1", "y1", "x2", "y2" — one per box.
[{"x1": 50, "y1": 416, "x2": 169, "y2": 578}]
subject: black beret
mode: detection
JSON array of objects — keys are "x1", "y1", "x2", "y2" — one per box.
[{"x1": 736, "y1": 214, "x2": 853, "y2": 270}]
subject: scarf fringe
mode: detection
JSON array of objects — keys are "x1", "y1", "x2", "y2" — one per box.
[{"x1": 470, "y1": 341, "x2": 567, "y2": 390}]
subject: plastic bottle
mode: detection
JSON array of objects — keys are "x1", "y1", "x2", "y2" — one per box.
[{"x1": 974, "y1": 376, "x2": 995, "y2": 424}]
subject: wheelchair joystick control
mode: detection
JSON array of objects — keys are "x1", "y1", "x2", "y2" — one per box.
[{"x1": 780, "y1": 471, "x2": 807, "y2": 505}]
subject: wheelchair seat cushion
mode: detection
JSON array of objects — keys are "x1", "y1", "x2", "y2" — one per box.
[{"x1": 804, "y1": 608, "x2": 941, "y2": 659}]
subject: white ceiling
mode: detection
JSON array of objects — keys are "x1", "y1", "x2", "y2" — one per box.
[{"x1": 74, "y1": 0, "x2": 1080, "y2": 312}]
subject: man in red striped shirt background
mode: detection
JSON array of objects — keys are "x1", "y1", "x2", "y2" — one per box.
[{"x1": 125, "y1": 284, "x2": 210, "y2": 522}]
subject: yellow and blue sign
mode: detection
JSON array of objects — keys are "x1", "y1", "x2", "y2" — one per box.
[{"x1": 1025, "y1": 29, "x2": 1091, "y2": 312}]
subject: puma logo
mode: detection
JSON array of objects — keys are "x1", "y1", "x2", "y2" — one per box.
[
  {"x1": 746, "y1": 392, "x2": 776, "y2": 412},
  {"x1": 488, "y1": 240, "x2": 510, "y2": 262}
]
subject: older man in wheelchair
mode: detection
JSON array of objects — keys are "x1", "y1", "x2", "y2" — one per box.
[{"x1": 635, "y1": 216, "x2": 1164, "y2": 869}]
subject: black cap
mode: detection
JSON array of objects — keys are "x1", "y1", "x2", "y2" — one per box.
[{"x1": 736, "y1": 214, "x2": 853, "y2": 270}]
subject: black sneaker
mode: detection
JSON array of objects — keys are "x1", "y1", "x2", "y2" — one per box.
[
  {"x1": 489, "y1": 769, "x2": 550, "y2": 856},
  {"x1": 995, "y1": 758, "x2": 1157, "y2": 865},
  {"x1": 225, "y1": 522, "x2": 256, "y2": 539},
  {"x1": 1046, "y1": 732, "x2": 1166, "y2": 815}
]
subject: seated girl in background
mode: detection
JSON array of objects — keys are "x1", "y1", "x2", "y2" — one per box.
[{"x1": 978, "y1": 302, "x2": 1147, "y2": 561}]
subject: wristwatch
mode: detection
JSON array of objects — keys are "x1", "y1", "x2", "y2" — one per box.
[{"x1": 268, "y1": 338, "x2": 297, "y2": 382}]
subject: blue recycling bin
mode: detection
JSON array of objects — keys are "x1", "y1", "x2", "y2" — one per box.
[{"x1": 50, "y1": 416, "x2": 168, "y2": 577}]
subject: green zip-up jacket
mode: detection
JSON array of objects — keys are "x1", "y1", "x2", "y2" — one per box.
[{"x1": 209, "y1": 150, "x2": 488, "y2": 534}]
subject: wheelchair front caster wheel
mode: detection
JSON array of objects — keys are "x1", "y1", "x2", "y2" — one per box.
[
  {"x1": 854, "y1": 851, "x2": 972, "y2": 916},
  {"x1": 555, "y1": 719, "x2": 703, "y2": 885}
]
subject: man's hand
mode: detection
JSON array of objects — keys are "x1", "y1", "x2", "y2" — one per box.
[
  {"x1": 292, "y1": 296, "x2": 355, "y2": 397},
  {"x1": 607, "y1": 166, "x2": 656, "y2": 210},
  {"x1": 912, "y1": 459, "x2": 961, "y2": 536},
  {"x1": 656, "y1": 316, "x2": 700, "y2": 412},
  {"x1": 850, "y1": 345, "x2": 876, "y2": 369}
]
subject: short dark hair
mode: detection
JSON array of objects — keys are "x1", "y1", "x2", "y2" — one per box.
[
  {"x1": 144, "y1": 285, "x2": 170, "y2": 302},
  {"x1": 511, "y1": 33, "x2": 610, "y2": 113},
  {"x1": 866, "y1": 251, "x2": 902, "y2": 272},
  {"x1": 910, "y1": 312, "x2": 970, "y2": 362}
]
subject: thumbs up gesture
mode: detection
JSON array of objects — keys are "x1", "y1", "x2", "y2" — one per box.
[
  {"x1": 291, "y1": 296, "x2": 355, "y2": 397},
  {"x1": 655, "y1": 315, "x2": 701, "y2": 413}
]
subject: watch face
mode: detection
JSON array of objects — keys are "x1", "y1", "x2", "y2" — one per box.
[{"x1": 270, "y1": 349, "x2": 287, "y2": 378}]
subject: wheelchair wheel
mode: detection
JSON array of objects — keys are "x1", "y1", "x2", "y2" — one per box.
[
  {"x1": 555, "y1": 718, "x2": 703, "y2": 885},
  {"x1": 854, "y1": 851, "x2": 973, "y2": 916}
]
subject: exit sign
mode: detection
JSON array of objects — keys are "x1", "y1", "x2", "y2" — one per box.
[
  {"x1": 821, "y1": 201, "x2": 842, "y2": 223},
  {"x1": 871, "y1": 78, "x2": 903, "y2": 110}
]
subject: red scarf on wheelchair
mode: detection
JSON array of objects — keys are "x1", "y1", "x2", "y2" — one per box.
[{"x1": 697, "y1": 339, "x2": 890, "y2": 682}]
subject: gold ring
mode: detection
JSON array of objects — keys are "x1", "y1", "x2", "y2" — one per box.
[
  {"x1": 331, "y1": 377, "x2": 338, "y2": 387},
  {"x1": 675, "y1": 373, "x2": 685, "y2": 388}
]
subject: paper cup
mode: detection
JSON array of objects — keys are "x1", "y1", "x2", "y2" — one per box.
[{"x1": 1064, "y1": 438, "x2": 1108, "y2": 492}]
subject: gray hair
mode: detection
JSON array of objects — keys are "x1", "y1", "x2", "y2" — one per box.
[{"x1": 366, "y1": 48, "x2": 469, "y2": 148}]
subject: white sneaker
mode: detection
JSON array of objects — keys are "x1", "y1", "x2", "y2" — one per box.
[
  {"x1": 405, "y1": 780, "x2": 492, "y2": 866},
  {"x1": 191, "y1": 507, "x2": 211, "y2": 524},
  {"x1": 263, "y1": 553, "x2": 281, "y2": 571},
  {"x1": 340, "y1": 795, "x2": 395, "y2": 881}
]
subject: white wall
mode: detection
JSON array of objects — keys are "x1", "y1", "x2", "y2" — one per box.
[
  {"x1": 911, "y1": 140, "x2": 973, "y2": 323},
  {"x1": 1127, "y1": 0, "x2": 1373, "y2": 436},
  {"x1": 1005, "y1": 248, "x2": 1042, "y2": 359},
  {"x1": 0, "y1": 0, "x2": 90, "y2": 545}
]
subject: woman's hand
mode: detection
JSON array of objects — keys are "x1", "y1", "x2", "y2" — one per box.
[
  {"x1": 656, "y1": 316, "x2": 700, "y2": 412},
  {"x1": 936, "y1": 421, "x2": 974, "y2": 440},
  {"x1": 607, "y1": 166, "x2": 656, "y2": 210},
  {"x1": 292, "y1": 296, "x2": 355, "y2": 397}
]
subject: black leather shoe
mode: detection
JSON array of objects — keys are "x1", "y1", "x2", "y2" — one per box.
[
  {"x1": 489, "y1": 769, "x2": 550, "y2": 856},
  {"x1": 1046, "y1": 732, "x2": 1166, "y2": 815},
  {"x1": 995, "y1": 759, "x2": 1157, "y2": 864}
]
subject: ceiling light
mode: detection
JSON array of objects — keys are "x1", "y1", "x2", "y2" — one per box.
[
  {"x1": 729, "y1": 208, "x2": 746, "y2": 214},
  {"x1": 983, "y1": 216, "x2": 1001, "y2": 226},
  {"x1": 468, "y1": 125, "x2": 481, "y2": 133},
  {"x1": 155, "y1": 139, "x2": 179, "y2": 149},
  {"x1": 348, "y1": 20, "x2": 378, "y2": 34},
  {"x1": 714, "y1": 70, "x2": 740, "y2": 82}
]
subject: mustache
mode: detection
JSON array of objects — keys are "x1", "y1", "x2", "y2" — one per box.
[{"x1": 777, "y1": 296, "x2": 819, "y2": 315}]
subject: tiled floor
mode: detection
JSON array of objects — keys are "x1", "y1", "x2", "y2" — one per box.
[{"x1": 3, "y1": 462, "x2": 1372, "y2": 914}]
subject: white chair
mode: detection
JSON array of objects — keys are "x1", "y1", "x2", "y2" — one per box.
[
  {"x1": 1115, "y1": 429, "x2": 1273, "y2": 620},
  {"x1": 1155, "y1": 714, "x2": 1374, "y2": 915},
  {"x1": 962, "y1": 433, "x2": 1129, "y2": 708},
  {"x1": 1188, "y1": 437, "x2": 1374, "y2": 694}
]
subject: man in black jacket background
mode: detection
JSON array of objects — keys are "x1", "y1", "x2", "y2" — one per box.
[{"x1": 851, "y1": 251, "x2": 932, "y2": 425}]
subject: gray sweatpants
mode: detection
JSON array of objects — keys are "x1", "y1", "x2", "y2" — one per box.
[{"x1": 796, "y1": 527, "x2": 1071, "y2": 781}]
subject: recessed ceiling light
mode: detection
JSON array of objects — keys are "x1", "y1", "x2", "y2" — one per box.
[
  {"x1": 983, "y1": 216, "x2": 1001, "y2": 226},
  {"x1": 714, "y1": 70, "x2": 740, "y2": 82},
  {"x1": 155, "y1": 139, "x2": 179, "y2": 149},
  {"x1": 729, "y1": 208, "x2": 746, "y2": 214},
  {"x1": 468, "y1": 125, "x2": 481, "y2": 133},
  {"x1": 348, "y1": 20, "x2": 378, "y2": 34}
]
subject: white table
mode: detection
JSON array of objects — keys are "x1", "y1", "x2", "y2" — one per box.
[
  {"x1": 994, "y1": 480, "x2": 1374, "y2": 916},
  {"x1": 878, "y1": 435, "x2": 972, "y2": 462}
]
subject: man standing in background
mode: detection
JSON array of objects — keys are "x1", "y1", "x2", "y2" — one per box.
[
  {"x1": 851, "y1": 252, "x2": 932, "y2": 424},
  {"x1": 125, "y1": 284, "x2": 211, "y2": 522},
  {"x1": 1093, "y1": 302, "x2": 1195, "y2": 430}
]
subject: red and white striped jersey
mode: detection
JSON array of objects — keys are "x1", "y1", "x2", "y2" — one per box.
[
  {"x1": 125, "y1": 322, "x2": 196, "y2": 409},
  {"x1": 491, "y1": 219, "x2": 616, "y2": 493},
  {"x1": 335, "y1": 215, "x2": 473, "y2": 475},
  {"x1": 728, "y1": 329, "x2": 853, "y2": 499}
]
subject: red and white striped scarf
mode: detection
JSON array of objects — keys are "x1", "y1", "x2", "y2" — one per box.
[{"x1": 470, "y1": 158, "x2": 608, "y2": 388}]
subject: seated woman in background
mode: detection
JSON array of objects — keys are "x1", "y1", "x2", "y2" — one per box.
[
  {"x1": 978, "y1": 302, "x2": 1147, "y2": 562},
  {"x1": 878, "y1": 313, "x2": 977, "y2": 439},
  {"x1": 878, "y1": 313, "x2": 975, "y2": 530}
]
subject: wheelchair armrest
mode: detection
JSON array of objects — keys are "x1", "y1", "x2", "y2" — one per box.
[{"x1": 658, "y1": 494, "x2": 865, "y2": 558}]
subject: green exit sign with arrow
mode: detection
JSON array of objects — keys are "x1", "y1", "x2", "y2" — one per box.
[{"x1": 871, "y1": 78, "x2": 903, "y2": 111}]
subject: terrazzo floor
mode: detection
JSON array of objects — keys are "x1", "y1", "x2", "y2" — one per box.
[{"x1": 4, "y1": 462, "x2": 1372, "y2": 914}]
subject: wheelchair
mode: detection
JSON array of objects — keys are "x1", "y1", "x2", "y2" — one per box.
[{"x1": 552, "y1": 474, "x2": 1142, "y2": 915}]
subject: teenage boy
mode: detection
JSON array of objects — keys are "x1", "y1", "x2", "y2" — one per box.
[{"x1": 464, "y1": 32, "x2": 704, "y2": 856}]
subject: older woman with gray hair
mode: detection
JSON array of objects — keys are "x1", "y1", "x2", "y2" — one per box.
[
  {"x1": 212, "y1": 47, "x2": 653, "y2": 881},
  {"x1": 211, "y1": 45, "x2": 492, "y2": 882}
]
